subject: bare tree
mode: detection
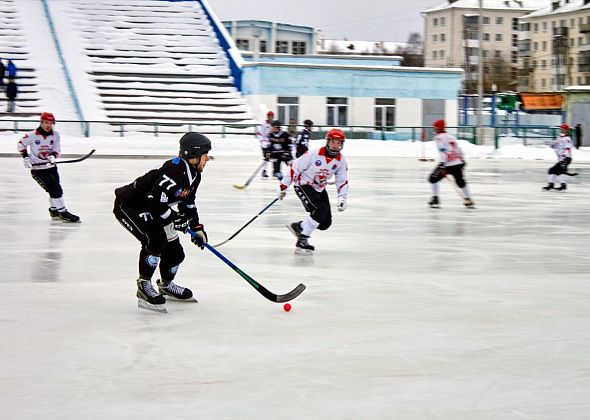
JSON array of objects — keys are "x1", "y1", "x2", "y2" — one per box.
[{"x1": 395, "y1": 32, "x2": 424, "y2": 67}]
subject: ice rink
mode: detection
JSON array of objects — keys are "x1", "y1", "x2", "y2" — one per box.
[{"x1": 1, "y1": 154, "x2": 590, "y2": 419}]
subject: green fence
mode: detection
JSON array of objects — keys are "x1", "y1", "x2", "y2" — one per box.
[{"x1": 0, "y1": 119, "x2": 478, "y2": 143}]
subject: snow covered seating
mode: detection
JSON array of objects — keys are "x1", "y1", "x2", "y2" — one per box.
[{"x1": 50, "y1": 0, "x2": 254, "y2": 134}]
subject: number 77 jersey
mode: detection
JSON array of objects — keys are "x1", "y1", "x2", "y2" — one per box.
[{"x1": 115, "y1": 156, "x2": 202, "y2": 226}]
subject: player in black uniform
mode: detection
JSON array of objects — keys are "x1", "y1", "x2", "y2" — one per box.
[
  {"x1": 268, "y1": 120, "x2": 293, "y2": 180},
  {"x1": 113, "y1": 133, "x2": 211, "y2": 313},
  {"x1": 294, "y1": 119, "x2": 313, "y2": 158}
]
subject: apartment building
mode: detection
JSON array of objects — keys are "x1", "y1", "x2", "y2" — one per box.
[
  {"x1": 423, "y1": 0, "x2": 542, "y2": 92},
  {"x1": 519, "y1": 1, "x2": 590, "y2": 92}
]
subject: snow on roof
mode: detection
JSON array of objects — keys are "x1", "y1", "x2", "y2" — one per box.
[
  {"x1": 521, "y1": 0, "x2": 590, "y2": 19},
  {"x1": 317, "y1": 39, "x2": 407, "y2": 55},
  {"x1": 425, "y1": 0, "x2": 550, "y2": 13}
]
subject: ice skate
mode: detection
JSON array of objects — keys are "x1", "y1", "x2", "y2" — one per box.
[
  {"x1": 295, "y1": 235, "x2": 315, "y2": 255},
  {"x1": 57, "y1": 210, "x2": 80, "y2": 223},
  {"x1": 428, "y1": 196, "x2": 440, "y2": 208},
  {"x1": 287, "y1": 221, "x2": 303, "y2": 239},
  {"x1": 157, "y1": 279, "x2": 197, "y2": 302},
  {"x1": 48, "y1": 208, "x2": 60, "y2": 219},
  {"x1": 273, "y1": 171, "x2": 283, "y2": 180},
  {"x1": 556, "y1": 183, "x2": 567, "y2": 191},
  {"x1": 137, "y1": 279, "x2": 167, "y2": 313},
  {"x1": 463, "y1": 197, "x2": 475, "y2": 208},
  {"x1": 542, "y1": 182, "x2": 554, "y2": 191}
]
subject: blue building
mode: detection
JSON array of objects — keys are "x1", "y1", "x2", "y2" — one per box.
[{"x1": 213, "y1": 14, "x2": 465, "y2": 134}]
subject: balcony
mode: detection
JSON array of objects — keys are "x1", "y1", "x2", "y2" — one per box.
[{"x1": 552, "y1": 26, "x2": 569, "y2": 36}]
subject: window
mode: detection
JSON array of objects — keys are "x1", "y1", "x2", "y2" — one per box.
[
  {"x1": 511, "y1": 50, "x2": 517, "y2": 64},
  {"x1": 433, "y1": 18, "x2": 438, "y2": 26},
  {"x1": 482, "y1": 50, "x2": 488, "y2": 58},
  {"x1": 440, "y1": 17, "x2": 445, "y2": 26},
  {"x1": 327, "y1": 98, "x2": 348, "y2": 126},
  {"x1": 496, "y1": 17, "x2": 503, "y2": 25},
  {"x1": 433, "y1": 51, "x2": 438, "y2": 59},
  {"x1": 534, "y1": 23, "x2": 538, "y2": 32},
  {"x1": 495, "y1": 34, "x2": 502, "y2": 42},
  {"x1": 542, "y1": 22, "x2": 547, "y2": 31},
  {"x1": 433, "y1": 34, "x2": 438, "y2": 42},
  {"x1": 259, "y1": 40, "x2": 267, "y2": 53},
  {"x1": 495, "y1": 50, "x2": 501, "y2": 58},
  {"x1": 275, "y1": 40, "x2": 289, "y2": 53},
  {"x1": 374, "y1": 99, "x2": 396, "y2": 130},
  {"x1": 439, "y1": 50, "x2": 445, "y2": 58},
  {"x1": 542, "y1": 41, "x2": 547, "y2": 51},
  {"x1": 512, "y1": 18, "x2": 519, "y2": 30},
  {"x1": 440, "y1": 34, "x2": 446, "y2": 42},
  {"x1": 292, "y1": 41, "x2": 306, "y2": 55},
  {"x1": 483, "y1": 33, "x2": 490, "y2": 41},
  {"x1": 512, "y1": 34, "x2": 518, "y2": 47},
  {"x1": 277, "y1": 97, "x2": 299, "y2": 125},
  {"x1": 542, "y1": 60, "x2": 546, "y2": 69},
  {"x1": 483, "y1": 16, "x2": 490, "y2": 25},
  {"x1": 236, "y1": 39, "x2": 250, "y2": 51},
  {"x1": 534, "y1": 42, "x2": 538, "y2": 51},
  {"x1": 541, "y1": 79, "x2": 546, "y2": 88}
]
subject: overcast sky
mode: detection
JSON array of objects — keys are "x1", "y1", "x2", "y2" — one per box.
[{"x1": 209, "y1": 0, "x2": 443, "y2": 42}]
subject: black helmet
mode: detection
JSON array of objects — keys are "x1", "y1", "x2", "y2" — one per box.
[
  {"x1": 179, "y1": 132, "x2": 211, "y2": 159},
  {"x1": 271, "y1": 120, "x2": 282, "y2": 128},
  {"x1": 303, "y1": 119, "x2": 313, "y2": 127}
]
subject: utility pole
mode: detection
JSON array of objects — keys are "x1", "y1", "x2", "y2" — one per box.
[{"x1": 476, "y1": 0, "x2": 484, "y2": 144}]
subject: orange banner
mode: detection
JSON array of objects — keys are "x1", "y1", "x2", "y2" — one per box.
[{"x1": 520, "y1": 93, "x2": 564, "y2": 110}]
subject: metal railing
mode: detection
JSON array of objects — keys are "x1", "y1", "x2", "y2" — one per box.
[{"x1": 0, "y1": 119, "x2": 479, "y2": 143}]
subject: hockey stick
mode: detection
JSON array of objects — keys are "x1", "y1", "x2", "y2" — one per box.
[
  {"x1": 566, "y1": 171, "x2": 578, "y2": 176},
  {"x1": 445, "y1": 175, "x2": 464, "y2": 199},
  {"x1": 212, "y1": 197, "x2": 279, "y2": 247},
  {"x1": 233, "y1": 161, "x2": 265, "y2": 189},
  {"x1": 32, "y1": 149, "x2": 96, "y2": 167},
  {"x1": 188, "y1": 230, "x2": 306, "y2": 303}
]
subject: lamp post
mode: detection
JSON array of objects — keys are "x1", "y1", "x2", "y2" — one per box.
[{"x1": 476, "y1": 0, "x2": 484, "y2": 144}]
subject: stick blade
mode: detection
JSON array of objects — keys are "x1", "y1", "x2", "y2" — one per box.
[
  {"x1": 275, "y1": 283, "x2": 306, "y2": 303},
  {"x1": 233, "y1": 184, "x2": 246, "y2": 189}
]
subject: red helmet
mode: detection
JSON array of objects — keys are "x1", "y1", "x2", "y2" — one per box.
[
  {"x1": 326, "y1": 128, "x2": 346, "y2": 142},
  {"x1": 560, "y1": 123, "x2": 570, "y2": 131},
  {"x1": 40, "y1": 112, "x2": 56, "y2": 123},
  {"x1": 433, "y1": 119, "x2": 445, "y2": 133},
  {"x1": 267, "y1": 111, "x2": 274, "y2": 117}
]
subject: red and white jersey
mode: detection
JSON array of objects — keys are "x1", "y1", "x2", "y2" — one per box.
[
  {"x1": 282, "y1": 147, "x2": 349, "y2": 199},
  {"x1": 551, "y1": 134, "x2": 573, "y2": 159},
  {"x1": 257, "y1": 120, "x2": 272, "y2": 148},
  {"x1": 434, "y1": 132, "x2": 464, "y2": 166},
  {"x1": 17, "y1": 128, "x2": 61, "y2": 168}
]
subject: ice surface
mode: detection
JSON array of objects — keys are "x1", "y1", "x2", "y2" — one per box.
[{"x1": 1, "y1": 153, "x2": 589, "y2": 419}]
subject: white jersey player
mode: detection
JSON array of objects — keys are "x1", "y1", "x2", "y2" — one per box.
[
  {"x1": 257, "y1": 111, "x2": 274, "y2": 177},
  {"x1": 428, "y1": 119, "x2": 474, "y2": 208},
  {"x1": 278, "y1": 128, "x2": 349, "y2": 254},
  {"x1": 17, "y1": 112, "x2": 80, "y2": 222},
  {"x1": 543, "y1": 123, "x2": 574, "y2": 191}
]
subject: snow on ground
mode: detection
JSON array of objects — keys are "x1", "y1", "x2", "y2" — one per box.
[{"x1": 1, "y1": 132, "x2": 589, "y2": 163}]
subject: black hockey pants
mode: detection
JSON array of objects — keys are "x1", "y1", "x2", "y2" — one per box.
[
  {"x1": 31, "y1": 166, "x2": 63, "y2": 198},
  {"x1": 113, "y1": 198, "x2": 185, "y2": 282},
  {"x1": 429, "y1": 162, "x2": 467, "y2": 188},
  {"x1": 294, "y1": 184, "x2": 332, "y2": 230}
]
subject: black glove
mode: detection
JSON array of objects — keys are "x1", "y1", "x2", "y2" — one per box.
[
  {"x1": 173, "y1": 212, "x2": 189, "y2": 233},
  {"x1": 191, "y1": 224, "x2": 208, "y2": 249}
]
